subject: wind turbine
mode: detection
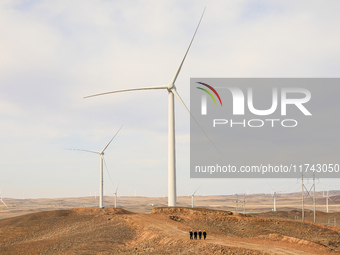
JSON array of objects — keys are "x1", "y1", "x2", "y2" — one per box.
[
  {"x1": 323, "y1": 191, "x2": 334, "y2": 213},
  {"x1": 85, "y1": 9, "x2": 206, "y2": 207},
  {"x1": 113, "y1": 186, "x2": 118, "y2": 208},
  {"x1": 0, "y1": 186, "x2": 8, "y2": 208},
  {"x1": 73, "y1": 126, "x2": 122, "y2": 208},
  {"x1": 271, "y1": 188, "x2": 283, "y2": 212},
  {"x1": 191, "y1": 186, "x2": 200, "y2": 208},
  {"x1": 235, "y1": 194, "x2": 240, "y2": 213},
  {"x1": 272, "y1": 191, "x2": 277, "y2": 212}
]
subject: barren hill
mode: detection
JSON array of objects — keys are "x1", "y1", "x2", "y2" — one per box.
[{"x1": 0, "y1": 207, "x2": 339, "y2": 254}]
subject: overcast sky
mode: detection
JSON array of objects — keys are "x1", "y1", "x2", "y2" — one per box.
[{"x1": 1, "y1": 0, "x2": 340, "y2": 199}]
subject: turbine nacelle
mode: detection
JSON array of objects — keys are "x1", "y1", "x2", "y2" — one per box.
[{"x1": 167, "y1": 83, "x2": 175, "y2": 91}]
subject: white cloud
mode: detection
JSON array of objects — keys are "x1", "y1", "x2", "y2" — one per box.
[{"x1": 1, "y1": 0, "x2": 340, "y2": 198}]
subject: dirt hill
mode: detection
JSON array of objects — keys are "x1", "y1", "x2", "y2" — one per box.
[{"x1": 0, "y1": 207, "x2": 339, "y2": 254}]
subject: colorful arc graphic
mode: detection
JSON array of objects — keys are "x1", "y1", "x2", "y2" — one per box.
[
  {"x1": 196, "y1": 82, "x2": 222, "y2": 106},
  {"x1": 196, "y1": 87, "x2": 217, "y2": 105}
]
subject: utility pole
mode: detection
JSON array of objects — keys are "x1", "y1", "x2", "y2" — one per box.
[
  {"x1": 313, "y1": 172, "x2": 316, "y2": 223},
  {"x1": 243, "y1": 196, "x2": 246, "y2": 214},
  {"x1": 235, "y1": 194, "x2": 239, "y2": 213},
  {"x1": 302, "y1": 172, "x2": 305, "y2": 222}
]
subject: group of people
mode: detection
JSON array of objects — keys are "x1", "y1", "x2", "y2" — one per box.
[{"x1": 189, "y1": 230, "x2": 207, "y2": 240}]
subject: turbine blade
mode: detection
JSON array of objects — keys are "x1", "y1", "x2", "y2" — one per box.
[
  {"x1": 170, "y1": 7, "x2": 205, "y2": 85},
  {"x1": 103, "y1": 156, "x2": 115, "y2": 189},
  {"x1": 71, "y1": 149, "x2": 101, "y2": 154},
  {"x1": 102, "y1": 125, "x2": 123, "y2": 153},
  {"x1": 0, "y1": 198, "x2": 8, "y2": 208},
  {"x1": 84, "y1": 86, "x2": 168, "y2": 99},
  {"x1": 115, "y1": 185, "x2": 119, "y2": 193},
  {"x1": 172, "y1": 89, "x2": 222, "y2": 156},
  {"x1": 192, "y1": 185, "x2": 200, "y2": 196}
]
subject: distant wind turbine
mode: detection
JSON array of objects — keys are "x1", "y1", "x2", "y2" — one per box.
[
  {"x1": 323, "y1": 191, "x2": 334, "y2": 213},
  {"x1": 271, "y1": 188, "x2": 283, "y2": 212},
  {"x1": 272, "y1": 191, "x2": 277, "y2": 212},
  {"x1": 113, "y1": 186, "x2": 118, "y2": 208},
  {"x1": 72, "y1": 126, "x2": 122, "y2": 208},
  {"x1": 191, "y1": 186, "x2": 200, "y2": 208},
  {"x1": 85, "y1": 9, "x2": 206, "y2": 207},
  {"x1": 0, "y1": 186, "x2": 8, "y2": 208}
]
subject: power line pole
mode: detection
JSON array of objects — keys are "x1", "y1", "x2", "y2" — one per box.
[
  {"x1": 235, "y1": 194, "x2": 239, "y2": 213},
  {"x1": 243, "y1": 196, "x2": 246, "y2": 214},
  {"x1": 313, "y1": 171, "x2": 316, "y2": 223},
  {"x1": 327, "y1": 191, "x2": 329, "y2": 213},
  {"x1": 302, "y1": 172, "x2": 305, "y2": 222}
]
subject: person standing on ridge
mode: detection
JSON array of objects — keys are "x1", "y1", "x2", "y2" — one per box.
[
  {"x1": 194, "y1": 230, "x2": 198, "y2": 240},
  {"x1": 198, "y1": 230, "x2": 202, "y2": 240},
  {"x1": 189, "y1": 230, "x2": 193, "y2": 239},
  {"x1": 203, "y1": 230, "x2": 207, "y2": 240}
]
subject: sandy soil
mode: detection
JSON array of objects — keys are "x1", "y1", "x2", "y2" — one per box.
[
  {"x1": 0, "y1": 207, "x2": 339, "y2": 254},
  {"x1": 2, "y1": 191, "x2": 340, "y2": 217}
]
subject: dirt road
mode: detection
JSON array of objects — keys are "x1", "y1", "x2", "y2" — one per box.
[{"x1": 128, "y1": 212, "x2": 334, "y2": 255}]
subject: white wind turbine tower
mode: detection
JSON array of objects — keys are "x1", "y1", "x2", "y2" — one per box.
[
  {"x1": 85, "y1": 9, "x2": 206, "y2": 207},
  {"x1": 113, "y1": 186, "x2": 118, "y2": 208},
  {"x1": 323, "y1": 191, "x2": 331, "y2": 213},
  {"x1": 271, "y1": 188, "x2": 283, "y2": 212},
  {"x1": 272, "y1": 191, "x2": 277, "y2": 212},
  {"x1": 73, "y1": 126, "x2": 122, "y2": 208},
  {"x1": 0, "y1": 186, "x2": 8, "y2": 208},
  {"x1": 191, "y1": 186, "x2": 200, "y2": 208}
]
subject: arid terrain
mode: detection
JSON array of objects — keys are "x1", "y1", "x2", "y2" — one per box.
[
  {"x1": 0, "y1": 207, "x2": 340, "y2": 254},
  {"x1": 1, "y1": 191, "x2": 340, "y2": 221},
  {"x1": 1, "y1": 192, "x2": 340, "y2": 254}
]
